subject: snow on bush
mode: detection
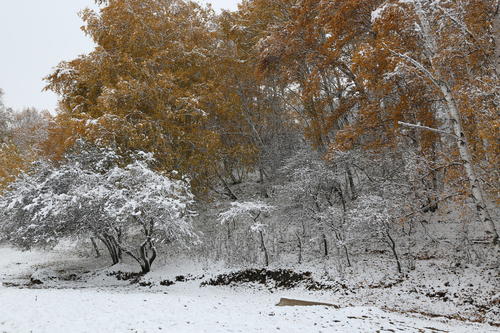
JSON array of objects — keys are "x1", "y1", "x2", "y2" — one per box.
[
  {"x1": 0, "y1": 141, "x2": 196, "y2": 273},
  {"x1": 218, "y1": 201, "x2": 274, "y2": 266}
]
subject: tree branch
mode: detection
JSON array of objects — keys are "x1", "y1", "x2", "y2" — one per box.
[
  {"x1": 398, "y1": 121, "x2": 458, "y2": 139},
  {"x1": 385, "y1": 46, "x2": 442, "y2": 89}
]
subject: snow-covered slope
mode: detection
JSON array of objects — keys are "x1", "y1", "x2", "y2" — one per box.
[{"x1": 0, "y1": 246, "x2": 496, "y2": 333}]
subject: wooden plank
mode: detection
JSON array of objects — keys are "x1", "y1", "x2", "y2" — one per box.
[{"x1": 276, "y1": 298, "x2": 339, "y2": 308}]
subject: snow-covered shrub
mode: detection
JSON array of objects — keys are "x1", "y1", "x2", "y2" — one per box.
[
  {"x1": 347, "y1": 193, "x2": 405, "y2": 273},
  {"x1": 103, "y1": 158, "x2": 196, "y2": 273},
  {"x1": 218, "y1": 201, "x2": 274, "y2": 266},
  {"x1": 0, "y1": 142, "x2": 196, "y2": 273},
  {"x1": 271, "y1": 147, "x2": 432, "y2": 271},
  {"x1": 276, "y1": 149, "x2": 350, "y2": 262},
  {"x1": 0, "y1": 159, "x2": 83, "y2": 249}
]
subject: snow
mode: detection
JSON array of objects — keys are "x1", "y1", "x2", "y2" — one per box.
[
  {"x1": 371, "y1": 0, "x2": 417, "y2": 23},
  {"x1": 0, "y1": 246, "x2": 497, "y2": 333},
  {"x1": 4, "y1": 287, "x2": 491, "y2": 333},
  {"x1": 371, "y1": 3, "x2": 390, "y2": 23},
  {"x1": 218, "y1": 201, "x2": 274, "y2": 224}
]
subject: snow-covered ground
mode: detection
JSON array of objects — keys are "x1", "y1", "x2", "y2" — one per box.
[{"x1": 0, "y1": 246, "x2": 497, "y2": 333}]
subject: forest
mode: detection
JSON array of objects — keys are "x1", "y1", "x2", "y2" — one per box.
[{"x1": 0, "y1": 0, "x2": 499, "y2": 331}]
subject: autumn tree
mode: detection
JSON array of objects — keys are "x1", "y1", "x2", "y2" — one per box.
[
  {"x1": 0, "y1": 91, "x2": 21, "y2": 191},
  {"x1": 255, "y1": 0, "x2": 383, "y2": 151},
  {"x1": 44, "y1": 0, "x2": 225, "y2": 190},
  {"x1": 207, "y1": 4, "x2": 300, "y2": 197},
  {"x1": 364, "y1": 0, "x2": 499, "y2": 243},
  {"x1": 0, "y1": 91, "x2": 49, "y2": 191},
  {"x1": 257, "y1": 0, "x2": 498, "y2": 243},
  {"x1": 0, "y1": 89, "x2": 8, "y2": 142},
  {"x1": 33, "y1": 0, "x2": 499, "y2": 271}
]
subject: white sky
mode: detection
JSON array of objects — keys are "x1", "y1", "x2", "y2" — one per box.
[{"x1": 0, "y1": 0, "x2": 239, "y2": 112}]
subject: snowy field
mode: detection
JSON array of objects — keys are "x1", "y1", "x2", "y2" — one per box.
[{"x1": 0, "y1": 246, "x2": 497, "y2": 333}]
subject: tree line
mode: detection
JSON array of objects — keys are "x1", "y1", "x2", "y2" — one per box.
[{"x1": 1, "y1": 0, "x2": 498, "y2": 273}]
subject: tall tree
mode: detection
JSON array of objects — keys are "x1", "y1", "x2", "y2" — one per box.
[
  {"x1": 367, "y1": 0, "x2": 498, "y2": 243},
  {"x1": 45, "y1": 0, "x2": 222, "y2": 190}
]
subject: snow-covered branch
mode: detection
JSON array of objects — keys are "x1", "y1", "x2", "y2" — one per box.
[
  {"x1": 385, "y1": 46, "x2": 441, "y2": 89},
  {"x1": 398, "y1": 121, "x2": 458, "y2": 139}
]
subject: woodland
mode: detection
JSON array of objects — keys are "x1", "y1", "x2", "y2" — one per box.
[{"x1": 0, "y1": 0, "x2": 499, "y2": 327}]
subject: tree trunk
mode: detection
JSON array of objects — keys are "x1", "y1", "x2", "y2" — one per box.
[
  {"x1": 440, "y1": 85, "x2": 498, "y2": 243},
  {"x1": 120, "y1": 239, "x2": 157, "y2": 274},
  {"x1": 97, "y1": 235, "x2": 119, "y2": 265},
  {"x1": 295, "y1": 232, "x2": 302, "y2": 264},
  {"x1": 216, "y1": 171, "x2": 238, "y2": 200},
  {"x1": 139, "y1": 238, "x2": 157, "y2": 274},
  {"x1": 414, "y1": 0, "x2": 499, "y2": 244},
  {"x1": 346, "y1": 166, "x2": 357, "y2": 200},
  {"x1": 386, "y1": 230, "x2": 402, "y2": 274},
  {"x1": 259, "y1": 167, "x2": 268, "y2": 198},
  {"x1": 259, "y1": 231, "x2": 269, "y2": 266},
  {"x1": 322, "y1": 233, "x2": 328, "y2": 257},
  {"x1": 343, "y1": 245, "x2": 351, "y2": 267},
  {"x1": 116, "y1": 228, "x2": 123, "y2": 260},
  {"x1": 90, "y1": 237, "x2": 101, "y2": 258}
]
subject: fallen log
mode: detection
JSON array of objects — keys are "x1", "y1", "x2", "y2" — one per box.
[{"x1": 276, "y1": 298, "x2": 339, "y2": 308}]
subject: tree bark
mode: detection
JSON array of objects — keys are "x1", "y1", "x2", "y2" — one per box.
[
  {"x1": 346, "y1": 166, "x2": 357, "y2": 200},
  {"x1": 139, "y1": 239, "x2": 157, "y2": 274},
  {"x1": 295, "y1": 232, "x2": 302, "y2": 264},
  {"x1": 343, "y1": 245, "x2": 351, "y2": 267},
  {"x1": 386, "y1": 230, "x2": 402, "y2": 274},
  {"x1": 90, "y1": 237, "x2": 101, "y2": 258},
  {"x1": 97, "y1": 234, "x2": 119, "y2": 265},
  {"x1": 440, "y1": 86, "x2": 498, "y2": 243},
  {"x1": 322, "y1": 233, "x2": 328, "y2": 257},
  {"x1": 259, "y1": 231, "x2": 269, "y2": 266},
  {"x1": 120, "y1": 239, "x2": 157, "y2": 274}
]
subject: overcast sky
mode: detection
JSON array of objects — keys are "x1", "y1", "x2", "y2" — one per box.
[{"x1": 0, "y1": 0, "x2": 239, "y2": 112}]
